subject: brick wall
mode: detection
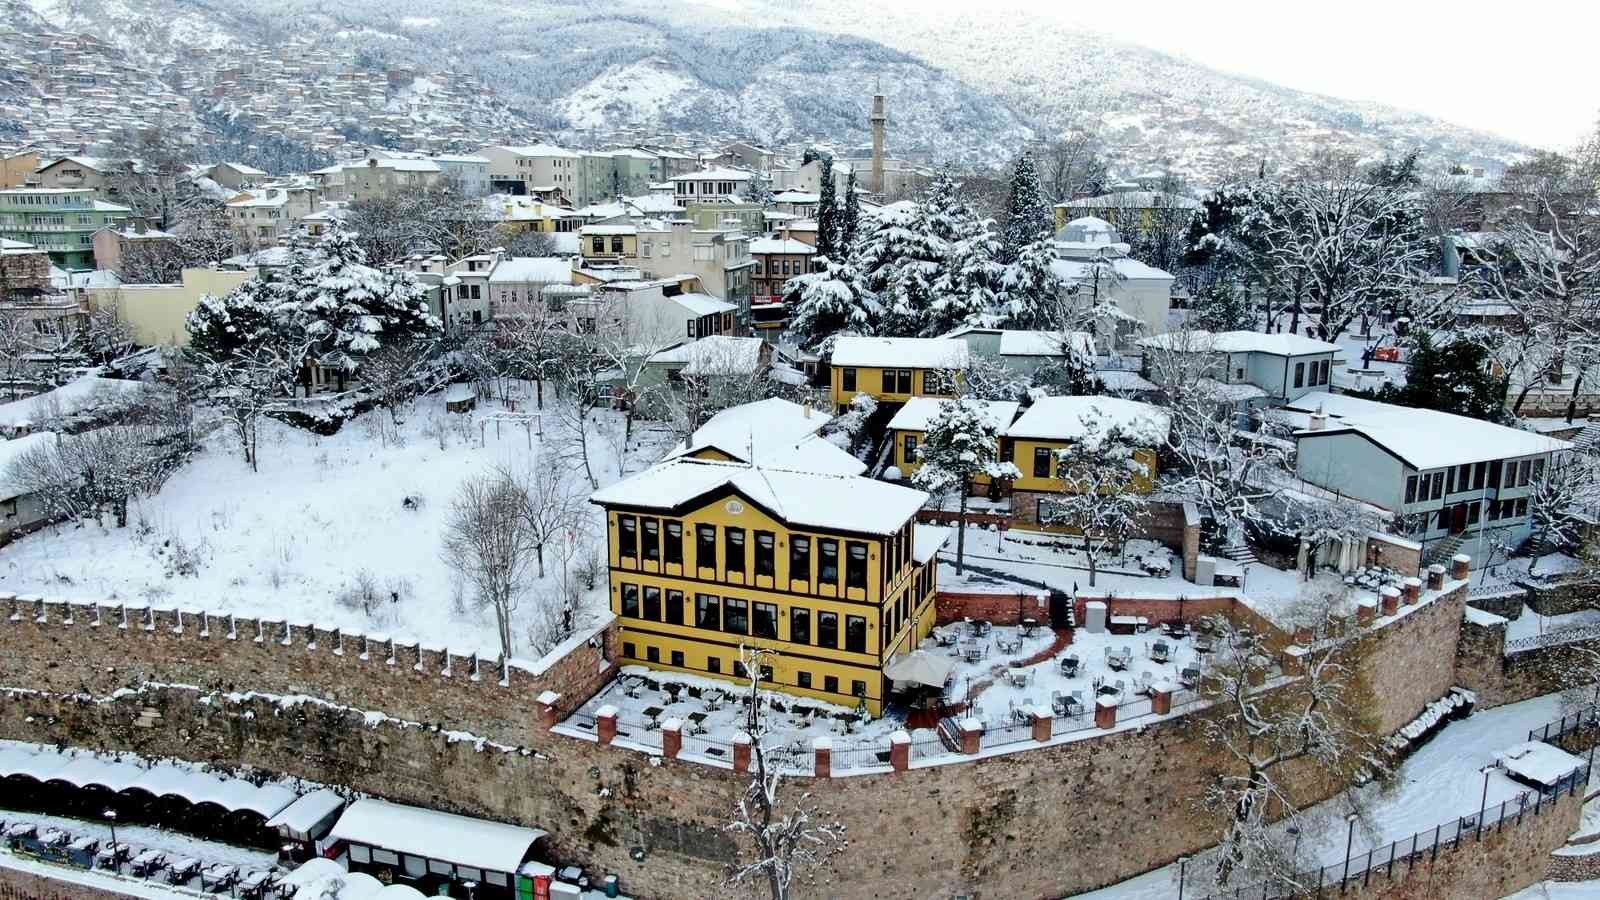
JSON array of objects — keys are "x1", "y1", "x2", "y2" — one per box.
[
  {"x1": 0, "y1": 864, "x2": 145, "y2": 900},
  {"x1": 1368, "y1": 534, "x2": 1423, "y2": 578},
  {"x1": 1455, "y1": 612, "x2": 1600, "y2": 710},
  {"x1": 934, "y1": 591, "x2": 1049, "y2": 625}
]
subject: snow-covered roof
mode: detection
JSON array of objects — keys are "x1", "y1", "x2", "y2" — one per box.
[
  {"x1": 215, "y1": 161, "x2": 267, "y2": 175},
  {"x1": 748, "y1": 237, "x2": 815, "y2": 255},
  {"x1": 672, "y1": 293, "x2": 736, "y2": 316},
  {"x1": 266, "y1": 789, "x2": 347, "y2": 836},
  {"x1": 590, "y1": 458, "x2": 927, "y2": 535},
  {"x1": 41, "y1": 756, "x2": 144, "y2": 792},
  {"x1": 92, "y1": 199, "x2": 132, "y2": 213},
  {"x1": 343, "y1": 156, "x2": 440, "y2": 173},
  {"x1": 668, "y1": 167, "x2": 756, "y2": 182},
  {"x1": 1050, "y1": 256, "x2": 1172, "y2": 282},
  {"x1": 998, "y1": 330, "x2": 1094, "y2": 358},
  {"x1": 1005, "y1": 396, "x2": 1171, "y2": 445},
  {"x1": 0, "y1": 376, "x2": 148, "y2": 429},
  {"x1": 772, "y1": 190, "x2": 820, "y2": 203},
  {"x1": 1096, "y1": 370, "x2": 1158, "y2": 392},
  {"x1": 497, "y1": 144, "x2": 580, "y2": 159},
  {"x1": 488, "y1": 257, "x2": 572, "y2": 283},
  {"x1": 430, "y1": 154, "x2": 490, "y2": 164},
  {"x1": 1056, "y1": 190, "x2": 1201, "y2": 210},
  {"x1": 913, "y1": 524, "x2": 952, "y2": 564},
  {"x1": 1288, "y1": 392, "x2": 1571, "y2": 470},
  {"x1": 1195, "y1": 378, "x2": 1269, "y2": 401},
  {"x1": 888, "y1": 397, "x2": 1019, "y2": 434},
  {"x1": 1139, "y1": 329, "x2": 1340, "y2": 356},
  {"x1": 328, "y1": 798, "x2": 546, "y2": 875},
  {"x1": 0, "y1": 432, "x2": 58, "y2": 499},
  {"x1": 1494, "y1": 741, "x2": 1584, "y2": 788},
  {"x1": 830, "y1": 336, "x2": 969, "y2": 369},
  {"x1": 647, "y1": 336, "x2": 763, "y2": 375},
  {"x1": 581, "y1": 224, "x2": 637, "y2": 236},
  {"x1": 665, "y1": 398, "x2": 860, "y2": 476}
]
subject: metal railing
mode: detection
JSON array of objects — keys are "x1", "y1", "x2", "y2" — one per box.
[
  {"x1": 1202, "y1": 763, "x2": 1591, "y2": 899},
  {"x1": 1506, "y1": 622, "x2": 1600, "y2": 653},
  {"x1": 1528, "y1": 706, "x2": 1598, "y2": 743}
]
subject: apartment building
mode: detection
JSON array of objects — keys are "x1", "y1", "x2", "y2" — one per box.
[
  {"x1": 431, "y1": 155, "x2": 491, "y2": 197},
  {"x1": 480, "y1": 145, "x2": 579, "y2": 198},
  {"x1": 0, "y1": 188, "x2": 131, "y2": 269},
  {"x1": 642, "y1": 221, "x2": 755, "y2": 330}
]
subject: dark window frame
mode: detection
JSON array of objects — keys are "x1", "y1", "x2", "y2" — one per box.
[
  {"x1": 846, "y1": 541, "x2": 868, "y2": 590},
  {"x1": 754, "y1": 531, "x2": 776, "y2": 577},
  {"x1": 790, "y1": 607, "x2": 811, "y2": 644},
  {"x1": 621, "y1": 583, "x2": 639, "y2": 618},
  {"x1": 817, "y1": 611, "x2": 838, "y2": 649},
  {"x1": 845, "y1": 615, "x2": 867, "y2": 653},
  {"x1": 752, "y1": 602, "x2": 778, "y2": 640}
]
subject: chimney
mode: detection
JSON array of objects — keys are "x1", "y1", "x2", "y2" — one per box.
[{"x1": 1308, "y1": 413, "x2": 1327, "y2": 431}]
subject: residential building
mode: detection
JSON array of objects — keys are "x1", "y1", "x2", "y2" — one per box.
[
  {"x1": 32, "y1": 156, "x2": 117, "y2": 196},
  {"x1": 1289, "y1": 392, "x2": 1571, "y2": 553},
  {"x1": 658, "y1": 398, "x2": 863, "y2": 476},
  {"x1": 1053, "y1": 185, "x2": 1201, "y2": 236},
  {"x1": 319, "y1": 157, "x2": 442, "y2": 202},
  {"x1": 1002, "y1": 396, "x2": 1169, "y2": 529},
  {"x1": 439, "y1": 251, "x2": 499, "y2": 332},
  {"x1": 486, "y1": 257, "x2": 575, "y2": 322},
  {"x1": 86, "y1": 267, "x2": 253, "y2": 346},
  {"x1": 0, "y1": 188, "x2": 131, "y2": 269},
  {"x1": 586, "y1": 275, "x2": 737, "y2": 344},
  {"x1": 641, "y1": 335, "x2": 772, "y2": 394},
  {"x1": 1, "y1": 238, "x2": 83, "y2": 351},
  {"x1": 0, "y1": 151, "x2": 41, "y2": 189},
  {"x1": 480, "y1": 145, "x2": 579, "y2": 197},
  {"x1": 483, "y1": 196, "x2": 580, "y2": 236},
  {"x1": 204, "y1": 162, "x2": 269, "y2": 190},
  {"x1": 683, "y1": 202, "x2": 765, "y2": 234},
  {"x1": 829, "y1": 336, "x2": 969, "y2": 411},
  {"x1": 225, "y1": 180, "x2": 321, "y2": 248},
  {"x1": 90, "y1": 223, "x2": 176, "y2": 274},
  {"x1": 771, "y1": 190, "x2": 819, "y2": 218},
  {"x1": 942, "y1": 327, "x2": 1096, "y2": 380},
  {"x1": 717, "y1": 141, "x2": 776, "y2": 173},
  {"x1": 588, "y1": 447, "x2": 946, "y2": 714},
  {"x1": 579, "y1": 224, "x2": 640, "y2": 266},
  {"x1": 0, "y1": 432, "x2": 60, "y2": 542},
  {"x1": 430, "y1": 154, "x2": 490, "y2": 197},
  {"x1": 1137, "y1": 330, "x2": 1341, "y2": 404},
  {"x1": 888, "y1": 397, "x2": 1020, "y2": 485},
  {"x1": 1051, "y1": 217, "x2": 1174, "y2": 339},
  {"x1": 646, "y1": 221, "x2": 755, "y2": 330},
  {"x1": 748, "y1": 236, "x2": 815, "y2": 334},
  {"x1": 772, "y1": 159, "x2": 852, "y2": 198},
  {"x1": 668, "y1": 167, "x2": 756, "y2": 206}
]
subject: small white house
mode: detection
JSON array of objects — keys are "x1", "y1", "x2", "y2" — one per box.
[{"x1": 0, "y1": 431, "x2": 58, "y2": 542}]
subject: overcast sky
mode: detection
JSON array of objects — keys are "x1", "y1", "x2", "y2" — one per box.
[{"x1": 947, "y1": 1, "x2": 1598, "y2": 151}]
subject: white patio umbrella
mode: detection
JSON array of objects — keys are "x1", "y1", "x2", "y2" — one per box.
[{"x1": 883, "y1": 649, "x2": 957, "y2": 690}]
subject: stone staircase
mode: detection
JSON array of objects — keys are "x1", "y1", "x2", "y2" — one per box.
[
  {"x1": 1574, "y1": 422, "x2": 1600, "y2": 453},
  {"x1": 1424, "y1": 533, "x2": 1467, "y2": 569},
  {"x1": 1221, "y1": 542, "x2": 1259, "y2": 566}
]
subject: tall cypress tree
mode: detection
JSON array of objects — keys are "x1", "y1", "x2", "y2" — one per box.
[
  {"x1": 841, "y1": 168, "x2": 860, "y2": 253},
  {"x1": 815, "y1": 156, "x2": 838, "y2": 261},
  {"x1": 1000, "y1": 152, "x2": 1050, "y2": 265}
]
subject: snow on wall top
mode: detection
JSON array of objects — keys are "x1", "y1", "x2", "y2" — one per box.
[
  {"x1": 329, "y1": 798, "x2": 546, "y2": 874},
  {"x1": 1288, "y1": 391, "x2": 1571, "y2": 470},
  {"x1": 1004, "y1": 396, "x2": 1170, "y2": 445}
]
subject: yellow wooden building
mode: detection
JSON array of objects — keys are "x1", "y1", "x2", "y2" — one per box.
[
  {"x1": 886, "y1": 397, "x2": 1021, "y2": 484},
  {"x1": 590, "y1": 456, "x2": 949, "y2": 713},
  {"x1": 828, "y1": 336, "x2": 969, "y2": 411},
  {"x1": 1002, "y1": 396, "x2": 1169, "y2": 529}
]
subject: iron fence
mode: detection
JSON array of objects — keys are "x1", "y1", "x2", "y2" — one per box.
[
  {"x1": 679, "y1": 733, "x2": 734, "y2": 762},
  {"x1": 1201, "y1": 763, "x2": 1591, "y2": 899},
  {"x1": 1528, "y1": 706, "x2": 1598, "y2": 743},
  {"x1": 1506, "y1": 623, "x2": 1600, "y2": 653}
]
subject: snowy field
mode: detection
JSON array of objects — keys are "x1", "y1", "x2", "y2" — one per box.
[
  {"x1": 0, "y1": 390, "x2": 671, "y2": 658},
  {"x1": 1073, "y1": 692, "x2": 1579, "y2": 899}
]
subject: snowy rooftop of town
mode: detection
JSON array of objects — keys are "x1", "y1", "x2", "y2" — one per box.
[
  {"x1": 579, "y1": 224, "x2": 637, "y2": 235},
  {"x1": 487, "y1": 256, "x2": 572, "y2": 283},
  {"x1": 589, "y1": 457, "x2": 927, "y2": 534},
  {"x1": 888, "y1": 397, "x2": 1020, "y2": 434},
  {"x1": 328, "y1": 798, "x2": 546, "y2": 875},
  {"x1": 772, "y1": 190, "x2": 819, "y2": 203},
  {"x1": 1005, "y1": 395, "x2": 1170, "y2": 445},
  {"x1": 748, "y1": 237, "x2": 815, "y2": 255},
  {"x1": 668, "y1": 397, "x2": 829, "y2": 459},
  {"x1": 1493, "y1": 740, "x2": 1585, "y2": 788},
  {"x1": 497, "y1": 144, "x2": 580, "y2": 158},
  {"x1": 647, "y1": 335, "x2": 763, "y2": 375},
  {"x1": 1288, "y1": 391, "x2": 1571, "y2": 469},
  {"x1": 0, "y1": 743, "x2": 296, "y2": 818},
  {"x1": 667, "y1": 167, "x2": 755, "y2": 181},
  {"x1": 1139, "y1": 329, "x2": 1341, "y2": 356},
  {"x1": 671, "y1": 292, "x2": 736, "y2": 316},
  {"x1": 1096, "y1": 370, "x2": 1158, "y2": 392},
  {"x1": 829, "y1": 336, "x2": 970, "y2": 369},
  {"x1": 0, "y1": 375, "x2": 149, "y2": 429}
]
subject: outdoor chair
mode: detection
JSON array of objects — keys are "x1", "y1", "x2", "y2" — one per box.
[
  {"x1": 1181, "y1": 666, "x2": 1201, "y2": 688},
  {"x1": 1151, "y1": 641, "x2": 1170, "y2": 663},
  {"x1": 1061, "y1": 655, "x2": 1080, "y2": 677}
]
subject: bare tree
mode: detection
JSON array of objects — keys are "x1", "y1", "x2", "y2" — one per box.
[
  {"x1": 726, "y1": 646, "x2": 847, "y2": 900},
  {"x1": 1038, "y1": 416, "x2": 1153, "y2": 586},
  {"x1": 516, "y1": 454, "x2": 588, "y2": 579},
  {"x1": 4, "y1": 417, "x2": 185, "y2": 528},
  {"x1": 359, "y1": 338, "x2": 447, "y2": 429},
  {"x1": 441, "y1": 469, "x2": 538, "y2": 663},
  {"x1": 1037, "y1": 130, "x2": 1109, "y2": 205},
  {"x1": 75, "y1": 294, "x2": 137, "y2": 365},
  {"x1": 1188, "y1": 588, "x2": 1388, "y2": 891},
  {"x1": 193, "y1": 338, "x2": 304, "y2": 472},
  {"x1": 1528, "y1": 455, "x2": 1600, "y2": 572},
  {"x1": 0, "y1": 309, "x2": 37, "y2": 401}
]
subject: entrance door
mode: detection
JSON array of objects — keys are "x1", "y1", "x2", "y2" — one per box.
[{"x1": 1449, "y1": 504, "x2": 1469, "y2": 534}]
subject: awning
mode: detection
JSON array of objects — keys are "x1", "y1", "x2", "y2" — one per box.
[
  {"x1": 328, "y1": 798, "x2": 547, "y2": 876},
  {"x1": 883, "y1": 650, "x2": 956, "y2": 689},
  {"x1": 267, "y1": 789, "x2": 347, "y2": 837}
]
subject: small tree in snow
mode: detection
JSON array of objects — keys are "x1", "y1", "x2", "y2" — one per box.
[
  {"x1": 911, "y1": 400, "x2": 1022, "y2": 575},
  {"x1": 726, "y1": 646, "x2": 846, "y2": 900},
  {"x1": 995, "y1": 237, "x2": 1065, "y2": 330},
  {"x1": 1188, "y1": 587, "x2": 1388, "y2": 892},
  {"x1": 194, "y1": 337, "x2": 305, "y2": 472},
  {"x1": 516, "y1": 453, "x2": 589, "y2": 579},
  {"x1": 4, "y1": 419, "x2": 184, "y2": 528},
  {"x1": 441, "y1": 468, "x2": 538, "y2": 663},
  {"x1": 1039, "y1": 416, "x2": 1152, "y2": 586},
  {"x1": 1528, "y1": 455, "x2": 1600, "y2": 571},
  {"x1": 359, "y1": 338, "x2": 446, "y2": 433}
]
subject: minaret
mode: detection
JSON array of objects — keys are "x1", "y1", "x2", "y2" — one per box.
[{"x1": 869, "y1": 79, "x2": 887, "y2": 196}]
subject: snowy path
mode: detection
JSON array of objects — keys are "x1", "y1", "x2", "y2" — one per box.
[{"x1": 1071, "y1": 693, "x2": 1575, "y2": 898}]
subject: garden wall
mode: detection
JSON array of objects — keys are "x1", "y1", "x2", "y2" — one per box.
[{"x1": 0, "y1": 862, "x2": 144, "y2": 900}]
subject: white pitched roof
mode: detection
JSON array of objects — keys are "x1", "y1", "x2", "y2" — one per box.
[
  {"x1": 590, "y1": 458, "x2": 926, "y2": 534},
  {"x1": 830, "y1": 336, "x2": 969, "y2": 369},
  {"x1": 1005, "y1": 396, "x2": 1170, "y2": 445},
  {"x1": 672, "y1": 293, "x2": 736, "y2": 316},
  {"x1": 997, "y1": 330, "x2": 1094, "y2": 357},
  {"x1": 665, "y1": 397, "x2": 862, "y2": 476},
  {"x1": 1288, "y1": 392, "x2": 1570, "y2": 470},
  {"x1": 888, "y1": 397, "x2": 1019, "y2": 434},
  {"x1": 328, "y1": 798, "x2": 546, "y2": 875},
  {"x1": 1140, "y1": 329, "x2": 1340, "y2": 356},
  {"x1": 497, "y1": 144, "x2": 579, "y2": 159},
  {"x1": 266, "y1": 789, "x2": 347, "y2": 836},
  {"x1": 489, "y1": 257, "x2": 572, "y2": 283},
  {"x1": 0, "y1": 376, "x2": 148, "y2": 429},
  {"x1": 647, "y1": 335, "x2": 762, "y2": 375}
]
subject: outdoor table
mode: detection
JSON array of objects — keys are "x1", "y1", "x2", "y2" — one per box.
[
  {"x1": 703, "y1": 690, "x2": 724, "y2": 710},
  {"x1": 937, "y1": 631, "x2": 959, "y2": 647},
  {"x1": 1060, "y1": 656, "x2": 1080, "y2": 677},
  {"x1": 1021, "y1": 617, "x2": 1039, "y2": 637},
  {"x1": 687, "y1": 712, "x2": 708, "y2": 734},
  {"x1": 1006, "y1": 669, "x2": 1028, "y2": 688},
  {"x1": 642, "y1": 705, "x2": 664, "y2": 728},
  {"x1": 964, "y1": 646, "x2": 984, "y2": 663}
]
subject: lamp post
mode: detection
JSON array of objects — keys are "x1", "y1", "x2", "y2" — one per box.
[
  {"x1": 1479, "y1": 765, "x2": 1493, "y2": 837},
  {"x1": 1286, "y1": 824, "x2": 1302, "y2": 892},
  {"x1": 1176, "y1": 855, "x2": 1189, "y2": 900},
  {"x1": 1341, "y1": 813, "x2": 1359, "y2": 890},
  {"x1": 102, "y1": 808, "x2": 118, "y2": 869}
]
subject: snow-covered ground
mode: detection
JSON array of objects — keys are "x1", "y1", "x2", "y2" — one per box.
[
  {"x1": 1506, "y1": 604, "x2": 1600, "y2": 644},
  {"x1": 0, "y1": 390, "x2": 670, "y2": 657},
  {"x1": 1073, "y1": 692, "x2": 1576, "y2": 899}
]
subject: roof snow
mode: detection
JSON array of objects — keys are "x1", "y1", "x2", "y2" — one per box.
[
  {"x1": 672, "y1": 292, "x2": 736, "y2": 316},
  {"x1": 647, "y1": 335, "x2": 763, "y2": 375},
  {"x1": 1139, "y1": 329, "x2": 1340, "y2": 356},
  {"x1": 1096, "y1": 370, "x2": 1158, "y2": 392},
  {"x1": 1050, "y1": 256, "x2": 1172, "y2": 282},
  {"x1": 748, "y1": 237, "x2": 815, "y2": 255},
  {"x1": 997, "y1": 330, "x2": 1093, "y2": 358},
  {"x1": 668, "y1": 167, "x2": 756, "y2": 182},
  {"x1": 328, "y1": 798, "x2": 547, "y2": 875},
  {"x1": 1056, "y1": 190, "x2": 1201, "y2": 210},
  {"x1": 665, "y1": 397, "x2": 862, "y2": 476},
  {"x1": 1494, "y1": 741, "x2": 1584, "y2": 788},
  {"x1": 1005, "y1": 396, "x2": 1171, "y2": 445},
  {"x1": 772, "y1": 190, "x2": 819, "y2": 203},
  {"x1": 580, "y1": 224, "x2": 637, "y2": 236},
  {"x1": 265, "y1": 789, "x2": 346, "y2": 836},
  {"x1": 0, "y1": 376, "x2": 149, "y2": 429},
  {"x1": 496, "y1": 144, "x2": 580, "y2": 159},
  {"x1": 888, "y1": 397, "x2": 1020, "y2": 434},
  {"x1": 830, "y1": 336, "x2": 969, "y2": 369},
  {"x1": 590, "y1": 458, "x2": 926, "y2": 535},
  {"x1": 0, "y1": 433, "x2": 57, "y2": 498},
  {"x1": 488, "y1": 257, "x2": 572, "y2": 283},
  {"x1": 913, "y1": 524, "x2": 952, "y2": 564},
  {"x1": 1288, "y1": 392, "x2": 1571, "y2": 470}
]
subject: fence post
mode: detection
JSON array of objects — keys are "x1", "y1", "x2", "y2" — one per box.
[
  {"x1": 1431, "y1": 823, "x2": 1440, "y2": 862},
  {"x1": 1518, "y1": 792, "x2": 1527, "y2": 824},
  {"x1": 1362, "y1": 848, "x2": 1373, "y2": 887},
  {"x1": 1386, "y1": 841, "x2": 1395, "y2": 879}
]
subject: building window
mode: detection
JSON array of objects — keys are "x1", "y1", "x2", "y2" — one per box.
[
  {"x1": 733, "y1": 658, "x2": 748, "y2": 678},
  {"x1": 791, "y1": 608, "x2": 810, "y2": 644},
  {"x1": 1319, "y1": 359, "x2": 1330, "y2": 385},
  {"x1": 1532, "y1": 458, "x2": 1545, "y2": 483},
  {"x1": 845, "y1": 615, "x2": 867, "y2": 653},
  {"x1": 903, "y1": 435, "x2": 919, "y2": 464},
  {"x1": 841, "y1": 368, "x2": 856, "y2": 392},
  {"x1": 897, "y1": 369, "x2": 913, "y2": 393},
  {"x1": 618, "y1": 515, "x2": 637, "y2": 559},
  {"x1": 707, "y1": 656, "x2": 720, "y2": 674},
  {"x1": 797, "y1": 671, "x2": 812, "y2": 689},
  {"x1": 819, "y1": 539, "x2": 839, "y2": 585},
  {"x1": 697, "y1": 524, "x2": 718, "y2": 570},
  {"x1": 642, "y1": 518, "x2": 660, "y2": 561},
  {"x1": 1515, "y1": 498, "x2": 1528, "y2": 518},
  {"x1": 643, "y1": 586, "x2": 661, "y2": 621},
  {"x1": 671, "y1": 650, "x2": 684, "y2": 668},
  {"x1": 725, "y1": 527, "x2": 745, "y2": 574},
  {"x1": 1474, "y1": 461, "x2": 1488, "y2": 490},
  {"x1": 590, "y1": 237, "x2": 604, "y2": 254},
  {"x1": 846, "y1": 542, "x2": 868, "y2": 589},
  {"x1": 665, "y1": 521, "x2": 684, "y2": 564},
  {"x1": 753, "y1": 602, "x2": 778, "y2": 639},
  {"x1": 790, "y1": 536, "x2": 811, "y2": 582},
  {"x1": 1293, "y1": 362, "x2": 1305, "y2": 388},
  {"x1": 723, "y1": 598, "x2": 749, "y2": 635},
  {"x1": 647, "y1": 646, "x2": 660, "y2": 663},
  {"x1": 824, "y1": 675, "x2": 839, "y2": 695},
  {"x1": 1405, "y1": 475, "x2": 1418, "y2": 504},
  {"x1": 817, "y1": 612, "x2": 838, "y2": 649},
  {"x1": 1034, "y1": 447, "x2": 1052, "y2": 479},
  {"x1": 610, "y1": 237, "x2": 624, "y2": 254},
  {"x1": 1518, "y1": 459, "x2": 1532, "y2": 486},
  {"x1": 696, "y1": 594, "x2": 720, "y2": 630},
  {"x1": 1430, "y1": 472, "x2": 1444, "y2": 500},
  {"x1": 666, "y1": 590, "x2": 684, "y2": 625},
  {"x1": 623, "y1": 642, "x2": 636, "y2": 659},
  {"x1": 621, "y1": 584, "x2": 639, "y2": 618},
  {"x1": 852, "y1": 680, "x2": 867, "y2": 698},
  {"x1": 1503, "y1": 462, "x2": 1516, "y2": 488},
  {"x1": 755, "y1": 531, "x2": 775, "y2": 576}
]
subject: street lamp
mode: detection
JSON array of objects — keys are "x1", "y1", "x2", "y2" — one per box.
[
  {"x1": 102, "y1": 808, "x2": 118, "y2": 869},
  {"x1": 1478, "y1": 765, "x2": 1494, "y2": 837},
  {"x1": 1284, "y1": 824, "x2": 1302, "y2": 895},
  {"x1": 1176, "y1": 854, "x2": 1189, "y2": 900},
  {"x1": 462, "y1": 880, "x2": 478, "y2": 900},
  {"x1": 1341, "y1": 813, "x2": 1359, "y2": 890}
]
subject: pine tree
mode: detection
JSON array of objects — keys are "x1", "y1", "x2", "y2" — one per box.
[
  {"x1": 840, "y1": 169, "x2": 861, "y2": 253},
  {"x1": 782, "y1": 255, "x2": 880, "y2": 353},
  {"x1": 928, "y1": 223, "x2": 1001, "y2": 337},
  {"x1": 185, "y1": 277, "x2": 284, "y2": 361},
  {"x1": 910, "y1": 399, "x2": 1021, "y2": 574},
  {"x1": 997, "y1": 237, "x2": 1064, "y2": 329},
  {"x1": 1000, "y1": 152, "x2": 1051, "y2": 265},
  {"x1": 857, "y1": 203, "x2": 942, "y2": 337},
  {"x1": 815, "y1": 157, "x2": 838, "y2": 261},
  {"x1": 1189, "y1": 279, "x2": 1256, "y2": 332},
  {"x1": 1366, "y1": 331, "x2": 1507, "y2": 422},
  {"x1": 285, "y1": 226, "x2": 441, "y2": 374}
]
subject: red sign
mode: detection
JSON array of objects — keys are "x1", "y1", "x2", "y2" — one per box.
[{"x1": 533, "y1": 874, "x2": 551, "y2": 900}]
